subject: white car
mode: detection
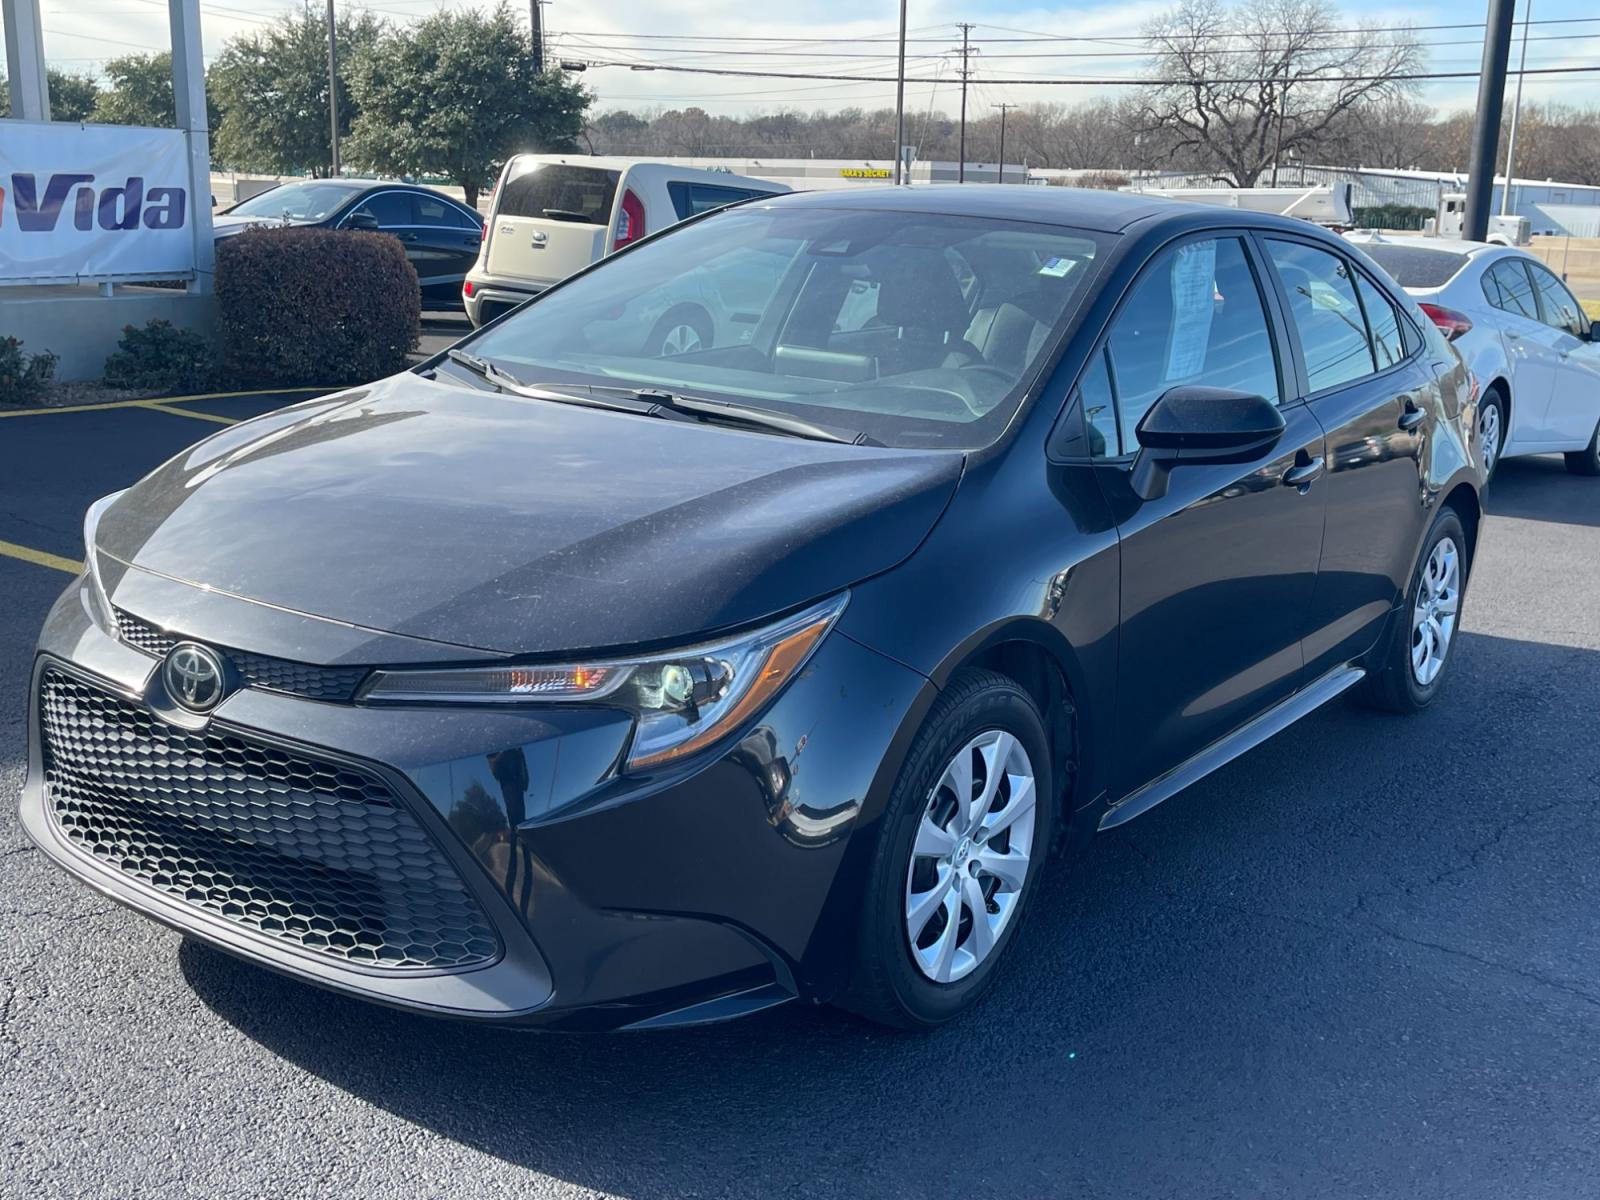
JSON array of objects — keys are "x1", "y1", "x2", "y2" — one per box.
[
  {"x1": 463, "y1": 157, "x2": 790, "y2": 330},
  {"x1": 1347, "y1": 233, "x2": 1600, "y2": 478}
]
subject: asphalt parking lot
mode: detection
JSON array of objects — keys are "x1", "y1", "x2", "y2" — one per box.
[{"x1": 2, "y1": 393, "x2": 1598, "y2": 1199}]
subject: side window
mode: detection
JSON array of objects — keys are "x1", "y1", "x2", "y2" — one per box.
[
  {"x1": 1482, "y1": 260, "x2": 1539, "y2": 319},
  {"x1": 1528, "y1": 263, "x2": 1587, "y2": 337},
  {"x1": 669, "y1": 182, "x2": 758, "y2": 220},
  {"x1": 1356, "y1": 274, "x2": 1406, "y2": 369},
  {"x1": 1102, "y1": 236, "x2": 1281, "y2": 454},
  {"x1": 1078, "y1": 348, "x2": 1119, "y2": 457},
  {"x1": 414, "y1": 194, "x2": 465, "y2": 227},
  {"x1": 1265, "y1": 240, "x2": 1374, "y2": 392},
  {"x1": 347, "y1": 191, "x2": 413, "y2": 228}
]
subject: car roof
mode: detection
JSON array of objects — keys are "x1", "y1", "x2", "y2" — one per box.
[
  {"x1": 505, "y1": 155, "x2": 789, "y2": 192},
  {"x1": 1347, "y1": 233, "x2": 1504, "y2": 258},
  {"x1": 751, "y1": 184, "x2": 1337, "y2": 235}
]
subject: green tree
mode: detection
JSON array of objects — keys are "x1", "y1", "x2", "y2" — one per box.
[
  {"x1": 349, "y1": 3, "x2": 588, "y2": 206},
  {"x1": 1, "y1": 69, "x2": 101, "y2": 121},
  {"x1": 210, "y1": 8, "x2": 382, "y2": 175},
  {"x1": 93, "y1": 53, "x2": 175, "y2": 125}
]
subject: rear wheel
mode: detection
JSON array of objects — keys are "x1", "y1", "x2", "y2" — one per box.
[
  {"x1": 841, "y1": 669, "x2": 1054, "y2": 1029},
  {"x1": 1477, "y1": 386, "x2": 1506, "y2": 481},
  {"x1": 646, "y1": 306, "x2": 713, "y2": 357},
  {"x1": 1357, "y1": 507, "x2": 1467, "y2": 713},
  {"x1": 1565, "y1": 421, "x2": 1600, "y2": 476}
]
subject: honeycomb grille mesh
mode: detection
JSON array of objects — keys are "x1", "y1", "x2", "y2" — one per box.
[
  {"x1": 113, "y1": 609, "x2": 369, "y2": 702},
  {"x1": 39, "y1": 669, "x2": 500, "y2": 971}
]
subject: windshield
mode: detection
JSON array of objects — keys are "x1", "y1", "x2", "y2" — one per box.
[
  {"x1": 1359, "y1": 243, "x2": 1471, "y2": 289},
  {"x1": 227, "y1": 182, "x2": 362, "y2": 221},
  {"x1": 461, "y1": 205, "x2": 1106, "y2": 449}
]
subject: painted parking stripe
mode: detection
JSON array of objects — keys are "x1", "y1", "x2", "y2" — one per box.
[
  {"x1": 136, "y1": 401, "x2": 239, "y2": 425},
  {"x1": 0, "y1": 538, "x2": 81, "y2": 575},
  {"x1": 0, "y1": 386, "x2": 338, "y2": 420}
]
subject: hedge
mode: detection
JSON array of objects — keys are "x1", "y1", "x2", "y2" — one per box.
[{"x1": 215, "y1": 227, "x2": 420, "y2": 387}]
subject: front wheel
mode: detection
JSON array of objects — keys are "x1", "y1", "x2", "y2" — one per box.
[
  {"x1": 1565, "y1": 421, "x2": 1600, "y2": 476},
  {"x1": 1357, "y1": 507, "x2": 1468, "y2": 712},
  {"x1": 840, "y1": 669, "x2": 1054, "y2": 1029}
]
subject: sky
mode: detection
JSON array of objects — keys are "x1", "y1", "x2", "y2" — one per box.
[{"x1": 12, "y1": 0, "x2": 1600, "y2": 119}]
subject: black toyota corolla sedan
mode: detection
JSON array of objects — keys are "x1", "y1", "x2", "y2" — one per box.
[{"x1": 20, "y1": 187, "x2": 1484, "y2": 1030}]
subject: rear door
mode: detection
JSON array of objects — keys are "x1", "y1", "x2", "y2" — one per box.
[
  {"x1": 1259, "y1": 236, "x2": 1435, "y2": 680},
  {"x1": 485, "y1": 161, "x2": 616, "y2": 288},
  {"x1": 1526, "y1": 260, "x2": 1600, "y2": 446},
  {"x1": 407, "y1": 192, "x2": 482, "y2": 304},
  {"x1": 1481, "y1": 257, "x2": 1562, "y2": 442},
  {"x1": 1088, "y1": 232, "x2": 1328, "y2": 797}
]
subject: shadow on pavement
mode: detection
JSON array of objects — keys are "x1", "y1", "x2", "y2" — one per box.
[
  {"x1": 1489, "y1": 454, "x2": 1600, "y2": 528},
  {"x1": 180, "y1": 629, "x2": 1600, "y2": 1198}
]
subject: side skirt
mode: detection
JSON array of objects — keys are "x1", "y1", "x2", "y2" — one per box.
[{"x1": 1098, "y1": 665, "x2": 1365, "y2": 833}]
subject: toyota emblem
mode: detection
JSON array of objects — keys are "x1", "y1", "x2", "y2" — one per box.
[{"x1": 162, "y1": 643, "x2": 228, "y2": 713}]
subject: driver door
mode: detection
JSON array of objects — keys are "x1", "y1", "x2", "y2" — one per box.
[{"x1": 1088, "y1": 233, "x2": 1328, "y2": 799}]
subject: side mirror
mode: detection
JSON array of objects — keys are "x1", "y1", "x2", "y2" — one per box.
[
  {"x1": 346, "y1": 212, "x2": 380, "y2": 232},
  {"x1": 1588, "y1": 321, "x2": 1600, "y2": 343},
  {"x1": 1130, "y1": 386, "x2": 1286, "y2": 501}
]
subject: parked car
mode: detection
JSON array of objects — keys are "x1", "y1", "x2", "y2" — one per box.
[
  {"x1": 216, "y1": 179, "x2": 483, "y2": 310},
  {"x1": 24, "y1": 188, "x2": 1483, "y2": 1032},
  {"x1": 462, "y1": 156, "x2": 790, "y2": 327},
  {"x1": 1347, "y1": 233, "x2": 1600, "y2": 477}
]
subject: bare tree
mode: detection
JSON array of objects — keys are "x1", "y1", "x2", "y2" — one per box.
[{"x1": 1136, "y1": 0, "x2": 1422, "y2": 186}]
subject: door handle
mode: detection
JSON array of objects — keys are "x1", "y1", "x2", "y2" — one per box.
[
  {"x1": 1282, "y1": 455, "x2": 1325, "y2": 490},
  {"x1": 1398, "y1": 401, "x2": 1425, "y2": 432}
]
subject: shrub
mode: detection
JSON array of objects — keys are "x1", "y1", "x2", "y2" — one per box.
[
  {"x1": 215, "y1": 227, "x2": 420, "y2": 387},
  {"x1": 0, "y1": 336, "x2": 58, "y2": 407},
  {"x1": 102, "y1": 319, "x2": 216, "y2": 393}
]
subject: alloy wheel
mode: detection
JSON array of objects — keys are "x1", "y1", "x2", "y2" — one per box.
[
  {"x1": 904, "y1": 729, "x2": 1037, "y2": 984},
  {"x1": 1478, "y1": 401, "x2": 1502, "y2": 474},
  {"x1": 1411, "y1": 536, "x2": 1461, "y2": 686},
  {"x1": 658, "y1": 323, "x2": 704, "y2": 356}
]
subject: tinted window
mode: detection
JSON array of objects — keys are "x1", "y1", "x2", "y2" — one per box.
[
  {"x1": 348, "y1": 191, "x2": 413, "y2": 227},
  {"x1": 227, "y1": 181, "x2": 362, "y2": 220},
  {"x1": 1358, "y1": 243, "x2": 1471, "y2": 289},
  {"x1": 1482, "y1": 259, "x2": 1539, "y2": 319},
  {"x1": 1356, "y1": 274, "x2": 1406, "y2": 370},
  {"x1": 465, "y1": 207, "x2": 1104, "y2": 450},
  {"x1": 1078, "y1": 349, "x2": 1119, "y2": 457},
  {"x1": 1103, "y1": 237, "x2": 1280, "y2": 454},
  {"x1": 415, "y1": 193, "x2": 471, "y2": 227},
  {"x1": 1528, "y1": 263, "x2": 1587, "y2": 336},
  {"x1": 668, "y1": 182, "x2": 766, "y2": 220},
  {"x1": 1267, "y1": 240, "x2": 1374, "y2": 392},
  {"x1": 499, "y1": 162, "x2": 619, "y2": 224}
]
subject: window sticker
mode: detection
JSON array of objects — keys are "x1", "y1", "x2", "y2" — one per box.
[
  {"x1": 1165, "y1": 241, "x2": 1218, "y2": 380},
  {"x1": 1038, "y1": 256, "x2": 1074, "y2": 278}
]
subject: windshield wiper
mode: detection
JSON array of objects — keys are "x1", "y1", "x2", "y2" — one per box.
[
  {"x1": 545, "y1": 383, "x2": 880, "y2": 446},
  {"x1": 541, "y1": 209, "x2": 595, "y2": 223},
  {"x1": 445, "y1": 350, "x2": 661, "y2": 415}
]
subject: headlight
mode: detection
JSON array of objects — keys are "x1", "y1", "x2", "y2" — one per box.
[
  {"x1": 362, "y1": 594, "x2": 847, "y2": 770},
  {"x1": 82, "y1": 491, "x2": 125, "y2": 632}
]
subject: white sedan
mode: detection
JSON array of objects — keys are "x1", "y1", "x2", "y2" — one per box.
[{"x1": 1347, "y1": 234, "x2": 1600, "y2": 478}]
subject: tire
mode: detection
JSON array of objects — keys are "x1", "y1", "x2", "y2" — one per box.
[
  {"x1": 1565, "y1": 421, "x2": 1600, "y2": 476},
  {"x1": 1357, "y1": 507, "x2": 1469, "y2": 713},
  {"x1": 839, "y1": 668, "x2": 1055, "y2": 1029},
  {"x1": 1477, "y1": 386, "x2": 1507, "y2": 482},
  {"x1": 646, "y1": 305, "x2": 713, "y2": 357}
]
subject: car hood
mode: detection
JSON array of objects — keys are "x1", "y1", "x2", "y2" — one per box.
[{"x1": 95, "y1": 374, "x2": 964, "y2": 656}]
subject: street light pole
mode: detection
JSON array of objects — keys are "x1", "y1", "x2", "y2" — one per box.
[
  {"x1": 956, "y1": 22, "x2": 973, "y2": 183},
  {"x1": 1465, "y1": 0, "x2": 1516, "y2": 242},
  {"x1": 326, "y1": 0, "x2": 340, "y2": 176},
  {"x1": 993, "y1": 102, "x2": 1016, "y2": 183},
  {"x1": 1501, "y1": 0, "x2": 1531, "y2": 216},
  {"x1": 893, "y1": 0, "x2": 908, "y2": 185}
]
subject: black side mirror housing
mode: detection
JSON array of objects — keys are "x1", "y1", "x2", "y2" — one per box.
[
  {"x1": 1588, "y1": 320, "x2": 1600, "y2": 343},
  {"x1": 346, "y1": 212, "x2": 381, "y2": 232},
  {"x1": 1130, "y1": 386, "x2": 1286, "y2": 501}
]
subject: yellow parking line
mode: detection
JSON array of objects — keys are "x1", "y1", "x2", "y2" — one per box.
[
  {"x1": 0, "y1": 539, "x2": 81, "y2": 575},
  {"x1": 0, "y1": 385, "x2": 340, "y2": 420},
  {"x1": 136, "y1": 401, "x2": 238, "y2": 425}
]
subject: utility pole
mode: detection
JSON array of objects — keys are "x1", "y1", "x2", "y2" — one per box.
[
  {"x1": 326, "y1": 0, "x2": 340, "y2": 176},
  {"x1": 993, "y1": 102, "x2": 1016, "y2": 183},
  {"x1": 531, "y1": 0, "x2": 545, "y2": 74},
  {"x1": 1501, "y1": 0, "x2": 1531, "y2": 216},
  {"x1": 893, "y1": 0, "x2": 908, "y2": 185},
  {"x1": 955, "y1": 22, "x2": 974, "y2": 182},
  {"x1": 1465, "y1": 0, "x2": 1516, "y2": 242}
]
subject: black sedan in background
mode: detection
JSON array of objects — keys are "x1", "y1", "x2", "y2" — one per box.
[
  {"x1": 22, "y1": 187, "x2": 1484, "y2": 1031},
  {"x1": 215, "y1": 179, "x2": 483, "y2": 309}
]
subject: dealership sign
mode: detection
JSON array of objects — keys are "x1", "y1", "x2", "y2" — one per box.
[{"x1": 0, "y1": 123, "x2": 194, "y2": 283}]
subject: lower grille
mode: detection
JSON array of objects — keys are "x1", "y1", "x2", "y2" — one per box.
[
  {"x1": 39, "y1": 669, "x2": 500, "y2": 971},
  {"x1": 112, "y1": 609, "x2": 369, "y2": 702}
]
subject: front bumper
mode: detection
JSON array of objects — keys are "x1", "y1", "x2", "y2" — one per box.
[{"x1": 19, "y1": 573, "x2": 932, "y2": 1029}]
